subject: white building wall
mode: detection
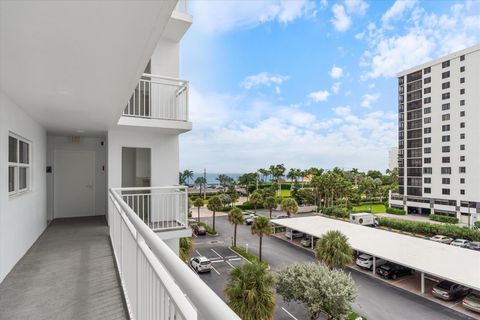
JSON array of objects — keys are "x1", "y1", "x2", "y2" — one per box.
[
  {"x1": 150, "y1": 38, "x2": 179, "y2": 77},
  {"x1": 46, "y1": 136, "x2": 107, "y2": 220},
  {"x1": 0, "y1": 91, "x2": 47, "y2": 282},
  {"x1": 388, "y1": 147, "x2": 398, "y2": 171}
]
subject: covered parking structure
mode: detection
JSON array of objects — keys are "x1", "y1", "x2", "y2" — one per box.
[{"x1": 271, "y1": 216, "x2": 480, "y2": 293}]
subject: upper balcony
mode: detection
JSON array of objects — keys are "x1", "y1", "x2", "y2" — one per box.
[{"x1": 118, "y1": 74, "x2": 192, "y2": 133}]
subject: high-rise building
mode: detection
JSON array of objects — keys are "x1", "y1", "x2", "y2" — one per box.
[
  {"x1": 388, "y1": 147, "x2": 398, "y2": 171},
  {"x1": 389, "y1": 44, "x2": 480, "y2": 226}
]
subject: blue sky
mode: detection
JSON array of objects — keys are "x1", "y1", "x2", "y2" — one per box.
[{"x1": 179, "y1": 0, "x2": 480, "y2": 173}]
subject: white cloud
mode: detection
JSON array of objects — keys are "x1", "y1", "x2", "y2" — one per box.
[
  {"x1": 191, "y1": 0, "x2": 317, "y2": 35},
  {"x1": 368, "y1": 83, "x2": 376, "y2": 89},
  {"x1": 181, "y1": 89, "x2": 396, "y2": 172},
  {"x1": 330, "y1": 65, "x2": 344, "y2": 79},
  {"x1": 331, "y1": 82, "x2": 341, "y2": 94},
  {"x1": 308, "y1": 90, "x2": 330, "y2": 102},
  {"x1": 361, "y1": 93, "x2": 380, "y2": 108},
  {"x1": 381, "y1": 0, "x2": 418, "y2": 25},
  {"x1": 331, "y1": 4, "x2": 352, "y2": 32},
  {"x1": 344, "y1": 0, "x2": 369, "y2": 16},
  {"x1": 241, "y1": 72, "x2": 289, "y2": 89}
]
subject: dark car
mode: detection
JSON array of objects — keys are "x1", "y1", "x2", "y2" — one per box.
[
  {"x1": 432, "y1": 280, "x2": 471, "y2": 301},
  {"x1": 375, "y1": 262, "x2": 414, "y2": 280},
  {"x1": 467, "y1": 241, "x2": 480, "y2": 251},
  {"x1": 191, "y1": 224, "x2": 206, "y2": 236}
]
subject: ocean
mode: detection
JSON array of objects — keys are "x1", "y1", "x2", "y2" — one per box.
[{"x1": 190, "y1": 173, "x2": 243, "y2": 185}]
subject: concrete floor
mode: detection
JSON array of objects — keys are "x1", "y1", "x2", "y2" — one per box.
[{"x1": 0, "y1": 216, "x2": 128, "y2": 320}]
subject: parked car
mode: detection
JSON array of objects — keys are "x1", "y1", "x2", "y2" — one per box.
[
  {"x1": 191, "y1": 224, "x2": 206, "y2": 236},
  {"x1": 432, "y1": 280, "x2": 471, "y2": 301},
  {"x1": 189, "y1": 256, "x2": 212, "y2": 273},
  {"x1": 462, "y1": 292, "x2": 480, "y2": 313},
  {"x1": 285, "y1": 229, "x2": 304, "y2": 239},
  {"x1": 429, "y1": 235, "x2": 454, "y2": 244},
  {"x1": 243, "y1": 210, "x2": 255, "y2": 217},
  {"x1": 188, "y1": 218, "x2": 197, "y2": 226},
  {"x1": 275, "y1": 214, "x2": 289, "y2": 219},
  {"x1": 300, "y1": 236, "x2": 316, "y2": 247},
  {"x1": 245, "y1": 215, "x2": 257, "y2": 225},
  {"x1": 450, "y1": 239, "x2": 470, "y2": 248},
  {"x1": 376, "y1": 262, "x2": 414, "y2": 280},
  {"x1": 356, "y1": 254, "x2": 386, "y2": 270},
  {"x1": 467, "y1": 242, "x2": 480, "y2": 251}
]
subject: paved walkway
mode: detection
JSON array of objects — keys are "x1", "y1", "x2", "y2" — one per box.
[{"x1": 0, "y1": 216, "x2": 128, "y2": 320}]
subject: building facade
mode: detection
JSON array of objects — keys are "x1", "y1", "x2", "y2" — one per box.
[
  {"x1": 389, "y1": 44, "x2": 480, "y2": 226},
  {"x1": 388, "y1": 147, "x2": 398, "y2": 171}
]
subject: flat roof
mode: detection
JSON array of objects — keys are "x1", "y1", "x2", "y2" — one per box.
[{"x1": 271, "y1": 216, "x2": 480, "y2": 291}]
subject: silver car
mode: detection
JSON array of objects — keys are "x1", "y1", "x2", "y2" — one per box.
[
  {"x1": 190, "y1": 256, "x2": 212, "y2": 273},
  {"x1": 429, "y1": 235, "x2": 454, "y2": 244},
  {"x1": 450, "y1": 239, "x2": 470, "y2": 248}
]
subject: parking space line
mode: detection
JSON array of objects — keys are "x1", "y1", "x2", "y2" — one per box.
[
  {"x1": 225, "y1": 260, "x2": 236, "y2": 269},
  {"x1": 228, "y1": 247, "x2": 251, "y2": 264},
  {"x1": 281, "y1": 307, "x2": 298, "y2": 320},
  {"x1": 449, "y1": 300, "x2": 463, "y2": 309},
  {"x1": 211, "y1": 248, "x2": 223, "y2": 259},
  {"x1": 211, "y1": 265, "x2": 220, "y2": 275},
  {"x1": 195, "y1": 250, "x2": 202, "y2": 256},
  {"x1": 228, "y1": 258, "x2": 241, "y2": 261}
]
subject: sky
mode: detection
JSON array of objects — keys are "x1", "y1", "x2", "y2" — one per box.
[{"x1": 178, "y1": 0, "x2": 480, "y2": 173}]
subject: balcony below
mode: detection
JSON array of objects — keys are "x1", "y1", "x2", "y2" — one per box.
[
  {"x1": 0, "y1": 216, "x2": 128, "y2": 320},
  {"x1": 118, "y1": 74, "x2": 192, "y2": 133}
]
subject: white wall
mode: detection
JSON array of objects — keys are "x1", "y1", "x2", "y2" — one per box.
[
  {"x1": 108, "y1": 127, "x2": 179, "y2": 189},
  {"x1": 150, "y1": 38, "x2": 179, "y2": 77},
  {"x1": 0, "y1": 91, "x2": 47, "y2": 283},
  {"x1": 46, "y1": 136, "x2": 107, "y2": 220}
]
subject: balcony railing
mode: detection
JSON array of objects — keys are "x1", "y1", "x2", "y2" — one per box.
[
  {"x1": 109, "y1": 187, "x2": 240, "y2": 320},
  {"x1": 123, "y1": 74, "x2": 189, "y2": 122},
  {"x1": 120, "y1": 186, "x2": 188, "y2": 232}
]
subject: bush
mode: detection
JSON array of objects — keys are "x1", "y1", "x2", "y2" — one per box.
[
  {"x1": 378, "y1": 217, "x2": 480, "y2": 241},
  {"x1": 197, "y1": 221, "x2": 217, "y2": 235},
  {"x1": 322, "y1": 207, "x2": 350, "y2": 219},
  {"x1": 475, "y1": 221, "x2": 480, "y2": 229},
  {"x1": 429, "y1": 214, "x2": 459, "y2": 224},
  {"x1": 236, "y1": 201, "x2": 264, "y2": 211},
  {"x1": 386, "y1": 207, "x2": 406, "y2": 215},
  {"x1": 280, "y1": 183, "x2": 291, "y2": 190}
]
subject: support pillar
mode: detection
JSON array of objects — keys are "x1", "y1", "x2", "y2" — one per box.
[
  {"x1": 311, "y1": 235, "x2": 314, "y2": 250},
  {"x1": 421, "y1": 272, "x2": 425, "y2": 294},
  {"x1": 372, "y1": 256, "x2": 376, "y2": 275}
]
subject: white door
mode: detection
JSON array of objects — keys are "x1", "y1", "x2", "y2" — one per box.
[{"x1": 54, "y1": 150, "x2": 95, "y2": 218}]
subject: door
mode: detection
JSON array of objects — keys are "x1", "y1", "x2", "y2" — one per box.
[{"x1": 54, "y1": 150, "x2": 95, "y2": 218}]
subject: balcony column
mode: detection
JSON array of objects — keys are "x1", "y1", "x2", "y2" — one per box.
[
  {"x1": 421, "y1": 272, "x2": 425, "y2": 294},
  {"x1": 372, "y1": 256, "x2": 376, "y2": 275}
]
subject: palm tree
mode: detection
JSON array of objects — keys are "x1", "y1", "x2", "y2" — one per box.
[
  {"x1": 224, "y1": 262, "x2": 276, "y2": 320},
  {"x1": 207, "y1": 195, "x2": 223, "y2": 233},
  {"x1": 287, "y1": 168, "x2": 298, "y2": 182},
  {"x1": 249, "y1": 191, "x2": 263, "y2": 214},
  {"x1": 281, "y1": 198, "x2": 298, "y2": 218},
  {"x1": 194, "y1": 176, "x2": 207, "y2": 197},
  {"x1": 193, "y1": 197, "x2": 204, "y2": 222},
  {"x1": 263, "y1": 196, "x2": 276, "y2": 218},
  {"x1": 228, "y1": 207, "x2": 244, "y2": 247},
  {"x1": 315, "y1": 230, "x2": 353, "y2": 269},
  {"x1": 251, "y1": 216, "x2": 272, "y2": 261},
  {"x1": 182, "y1": 169, "x2": 194, "y2": 185}
]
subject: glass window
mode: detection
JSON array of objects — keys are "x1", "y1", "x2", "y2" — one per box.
[
  {"x1": 460, "y1": 178, "x2": 465, "y2": 184},
  {"x1": 460, "y1": 77, "x2": 465, "y2": 83},
  {"x1": 424, "y1": 177, "x2": 431, "y2": 183},
  {"x1": 460, "y1": 133, "x2": 465, "y2": 139},
  {"x1": 460, "y1": 88, "x2": 465, "y2": 95},
  {"x1": 442, "y1": 157, "x2": 450, "y2": 163},
  {"x1": 442, "y1": 103, "x2": 450, "y2": 111},
  {"x1": 442, "y1": 61, "x2": 450, "y2": 68},
  {"x1": 460, "y1": 111, "x2": 465, "y2": 117},
  {"x1": 424, "y1": 67, "x2": 431, "y2": 74},
  {"x1": 442, "y1": 146, "x2": 450, "y2": 153},
  {"x1": 460, "y1": 55, "x2": 465, "y2": 61},
  {"x1": 424, "y1": 147, "x2": 431, "y2": 153},
  {"x1": 460, "y1": 122, "x2": 465, "y2": 128},
  {"x1": 460, "y1": 66, "x2": 465, "y2": 72},
  {"x1": 424, "y1": 188, "x2": 431, "y2": 194},
  {"x1": 442, "y1": 92, "x2": 450, "y2": 100},
  {"x1": 442, "y1": 125, "x2": 450, "y2": 131},
  {"x1": 7, "y1": 134, "x2": 31, "y2": 195},
  {"x1": 19, "y1": 167, "x2": 28, "y2": 190},
  {"x1": 19, "y1": 140, "x2": 29, "y2": 164},
  {"x1": 442, "y1": 178, "x2": 450, "y2": 184},
  {"x1": 442, "y1": 114, "x2": 450, "y2": 121},
  {"x1": 460, "y1": 100, "x2": 465, "y2": 106},
  {"x1": 424, "y1": 127, "x2": 431, "y2": 134},
  {"x1": 442, "y1": 71, "x2": 450, "y2": 79},
  {"x1": 442, "y1": 82, "x2": 450, "y2": 89},
  {"x1": 460, "y1": 189, "x2": 465, "y2": 195},
  {"x1": 442, "y1": 135, "x2": 450, "y2": 142},
  {"x1": 9, "y1": 136, "x2": 17, "y2": 163},
  {"x1": 459, "y1": 167, "x2": 466, "y2": 173},
  {"x1": 441, "y1": 167, "x2": 451, "y2": 174},
  {"x1": 442, "y1": 189, "x2": 450, "y2": 195},
  {"x1": 424, "y1": 77, "x2": 431, "y2": 84},
  {"x1": 460, "y1": 155, "x2": 465, "y2": 162},
  {"x1": 424, "y1": 87, "x2": 431, "y2": 94},
  {"x1": 8, "y1": 166, "x2": 15, "y2": 192}
]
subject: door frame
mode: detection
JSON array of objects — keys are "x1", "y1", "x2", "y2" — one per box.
[{"x1": 53, "y1": 150, "x2": 96, "y2": 218}]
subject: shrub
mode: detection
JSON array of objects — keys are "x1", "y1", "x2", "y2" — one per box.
[
  {"x1": 236, "y1": 201, "x2": 264, "y2": 210},
  {"x1": 475, "y1": 221, "x2": 480, "y2": 229},
  {"x1": 322, "y1": 207, "x2": 350, "y2": 219},
  {"x1": 378, "y1": 217, "x2": 480, "y2": 241},
  {"x1": 280, "y1": 183, "x2": 291, "y2": 190},
  {"x1": 429, "y1": 214, "x2": 459, "y2": 224},
  {"x1": 386, "y1": 207, "x2": 406, "y2": 215}
]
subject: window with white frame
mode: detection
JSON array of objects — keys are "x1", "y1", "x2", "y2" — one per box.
[{"x1": 8, "y1": 133, "x2": 31, "y2": 195}]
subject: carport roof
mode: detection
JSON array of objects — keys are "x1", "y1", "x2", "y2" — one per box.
[{"x1": 271, "y1": 216, "x2": 480, "y2": 291}]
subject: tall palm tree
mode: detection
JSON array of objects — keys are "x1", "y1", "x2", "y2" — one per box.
[
  {"x1": 281, "y1": 198, "x2": 298, "y2": 218},
  {"x1": 315, "y1": 230, "x2": 353, "y2": 269},
  {"x1": 194, "y1": 176, "x2": 207, "y2": 197},
  {"x1": 182, "y1": 169, "x2": 194, "y2": 185},
  {"x1": 249, "y1": 191, "x2": 263, "y2": 214},
  {"x1": 224, "y1": 262, "x2": 276, "y2": 320},
  {"x1": 207, "y1": 195, "x2": 223, "y2": 233},
  {"x1": 228, "y1": 207, "x2": 244, "y2": 247},
  {"x1": 193, "y1": 197, "x2": 204, "y2": 222},
  {"x1": 251, "y1": 216, "x2": 272, "y2": 261},
  {"x1": 263, "y1": 196, "x2": 276, "y2": 218}
]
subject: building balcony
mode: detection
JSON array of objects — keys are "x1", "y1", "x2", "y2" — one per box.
[{"x1": 118, "y1": 74, "x2": 192, "y2": 133}]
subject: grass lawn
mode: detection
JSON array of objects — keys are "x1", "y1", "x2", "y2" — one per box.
[
  {"x1": 352, "y1": 204, "x2": 386, "y2": 214},
  {"x1": 278, "y1": 189, "x2": 291, "y2": 197}
]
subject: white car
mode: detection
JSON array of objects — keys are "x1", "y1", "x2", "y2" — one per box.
[
  {"x1": 355, "y1": 254, "x2": 386, "y2": 270},
  {"x1": 189, "y1": 256, "x2": 212, "y2": 273},
  {"x1": 285, "y1": 229, "x2": 304, "y2": 239},
  {"x1": 450, "y1": 239, "x2": 470, "y2": 248},
  {"x1": 429, "y1": 235, "x2": 454, "y2": 244}
]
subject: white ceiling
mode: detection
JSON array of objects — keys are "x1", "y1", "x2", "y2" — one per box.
[{"x1": 0, "y1": 0, "x2": 177, "y2": 135}]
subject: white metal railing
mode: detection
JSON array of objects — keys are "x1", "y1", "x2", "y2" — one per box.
[
  {"x1": 123, "y1": 74, "x2": 189, "y2": 121},
  {"x1": 109, "y1": 188, "x2": 240, "y2": 320},
  {"x1": 120, "y1": 186, "x2": 188, "y2": 231},
  {"x1": 175, "y1": 0, "x2": 188, "y2": 13}
]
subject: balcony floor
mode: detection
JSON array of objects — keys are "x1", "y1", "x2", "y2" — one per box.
[{"x1": 0, "y1": 216, "x2": 128, "y2": 320}]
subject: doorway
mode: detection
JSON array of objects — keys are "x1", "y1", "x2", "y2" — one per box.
[
  {"x1": 121, "y1": 147, "x2": 151, "y2": 188},
  {"x1": 54, "y1": 150, "x2": 95, "y2": 218}
]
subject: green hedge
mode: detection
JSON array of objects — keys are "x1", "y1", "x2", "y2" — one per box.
[
  {"x1": 429, "y1": 214, "x2": 459, "y2": 224},
  {"x1": 321, "y1": 207, "x2": 350, "y2": 219},
  {"x1": 475, "y1": 221, "x2": 480, "y2": 229},
  {"x1": 236, "y1": 201, "x2": 264, "y2": 210},
  {"x1": 378, "y1": 217, "x2": 480, "y2": 241},
  {"x1": 280, "y1": 183, "x2": 291, "y2": 190},
  {"x1": 386, "y1": 207, "x2": 406, "y2": 215}
]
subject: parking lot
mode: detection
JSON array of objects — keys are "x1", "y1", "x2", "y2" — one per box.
[{"x1": 272, "y1": 229, "x2": 480, "y2": 320}]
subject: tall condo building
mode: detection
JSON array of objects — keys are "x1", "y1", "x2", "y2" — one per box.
[{"x1": 389, "y1": 44, "x2": 480, "y2": 226}]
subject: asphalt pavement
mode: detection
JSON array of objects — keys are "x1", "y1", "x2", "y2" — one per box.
[{"x1": 191, "y1": 214, "x2": 476, "y2": 320}]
